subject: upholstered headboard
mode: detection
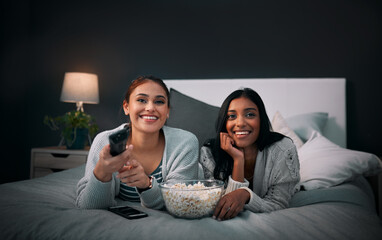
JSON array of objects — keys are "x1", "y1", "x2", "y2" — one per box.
[{"x1": 164, "y1": 78, "x2": 346, "y2": 148}]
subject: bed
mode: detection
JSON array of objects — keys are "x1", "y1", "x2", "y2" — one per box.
[{"x1": 1, "y1": 78, "x2": 381, "y2": 240}]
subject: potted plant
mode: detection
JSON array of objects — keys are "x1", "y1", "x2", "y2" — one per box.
[{"x1": 44, "y1": 110, "x2": 99, "y2": 149}]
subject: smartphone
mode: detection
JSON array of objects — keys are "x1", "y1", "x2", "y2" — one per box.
[
  {"x1": 108, "y1": 205, "x2": 148, "y2": 219},
  {"x1": 109, "y1": 127, "x2": 129, "y2": 156}
]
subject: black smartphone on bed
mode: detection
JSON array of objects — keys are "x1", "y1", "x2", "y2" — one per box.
[
  {"x1": 108, "y1": 205, "x2": 148, "y2": 219},
  {"x1": 109, "y1": 127, "x2": 130, "y2": 156}
]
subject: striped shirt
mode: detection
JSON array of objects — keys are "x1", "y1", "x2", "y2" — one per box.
[{"x1": 118, "y1": 161, "x2": 163, "y2": 202}]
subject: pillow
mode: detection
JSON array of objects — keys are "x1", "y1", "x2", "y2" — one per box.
[
  {"x1": 286, "y1": 112, "x2": 329, "y2": 142},
  {"x1": 272, "y1": 111, "x2": 304, "y2": 149},
  {"x1": 166, "y1": 89, "x2": 220, "y2": 147},
  {"x1": 298, "y1": 131, "x2": 382, "y2": 190}
]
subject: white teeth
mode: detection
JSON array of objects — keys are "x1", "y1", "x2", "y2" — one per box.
[
  {"x1": 235, "y1": 131, "x2": 249, "y2": 135},
  {"x1": 142, "y1": 116, "x2": 158, "y2": 120}
]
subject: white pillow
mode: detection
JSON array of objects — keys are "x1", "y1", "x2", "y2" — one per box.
[
  {"x1": 298, "y1": 131, "x2": 382, "y2": 190},
  {"x1": 286, "y1": 112, "x2": 328, "y2": 142},
  {"x1": 272, "y1": 111, "x2": 304, "y2": 149}
]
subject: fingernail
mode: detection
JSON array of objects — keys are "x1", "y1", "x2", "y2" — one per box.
[
  {"x1": 217, "y1": 218, "x2": 221, "y2": 221},
  {"x1": 212, "y1": 215, "x2": 216, "y2": 220}
]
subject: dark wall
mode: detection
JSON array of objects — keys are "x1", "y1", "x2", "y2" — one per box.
[{"x1": 1, "y1": 0, "x2": 381, "y2": 183}]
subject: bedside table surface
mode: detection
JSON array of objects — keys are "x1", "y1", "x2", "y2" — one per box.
[{"x1": 30, "y1": 146, "x2": 90, "y2": 178}]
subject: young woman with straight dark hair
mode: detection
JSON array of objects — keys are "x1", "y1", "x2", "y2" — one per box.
[{"x1": 200, "y1": 88, "x2": 300, "y2": 220}]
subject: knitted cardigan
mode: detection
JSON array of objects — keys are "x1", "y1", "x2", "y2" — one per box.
[
  {"x1": 76, "y1": 125, "x2": 199, "y2": 209},
  {"x1": 199, "y1": 137, "x2": 300, "y2": 213}
]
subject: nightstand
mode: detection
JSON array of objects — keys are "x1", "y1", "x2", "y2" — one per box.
[{"x1": 30, "y1": 146, "x2": 89, "y2": 178}]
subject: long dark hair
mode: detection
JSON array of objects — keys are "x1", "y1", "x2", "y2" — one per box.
[{"x1": 206, "y1": 88, "x2": 284, "y2": 182}]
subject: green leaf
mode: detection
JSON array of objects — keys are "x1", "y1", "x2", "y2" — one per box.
[{"x1": 43, "y1": 110, "x2": 99, "y2": 146}]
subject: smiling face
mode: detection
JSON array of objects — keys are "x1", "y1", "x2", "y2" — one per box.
[
  {"x1": 123, "y1": 80, "x2": 169, "y2": 134},
  {"x1": 225, "y1": 97, "x2": 261, "y2": 149}
]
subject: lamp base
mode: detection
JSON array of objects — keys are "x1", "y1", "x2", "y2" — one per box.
[{"x1": 76, "y1": 101, "x2": 84, "y2": 112}]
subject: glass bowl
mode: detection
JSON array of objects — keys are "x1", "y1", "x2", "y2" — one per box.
[{"x1": 159, "y1": 179, "x2": 224, "y2": 219}]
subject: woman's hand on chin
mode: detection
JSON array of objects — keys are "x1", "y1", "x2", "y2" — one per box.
[{"x1": 220, "y1": 132, "x2": 244, "y2": 161}]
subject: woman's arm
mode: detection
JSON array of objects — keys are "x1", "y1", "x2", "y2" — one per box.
[
  {"x1": 220, "y1": 132, "x2": 245, "y2": 182},
  {"x1": 139, "y1": 128, "x2": 200, "y2": 209},
  {"x1": 243, "y1": 145, "x2": 300, "y2": 213},
  {"x1": 76, "y1": 130, "x2": 121, "y2": 209}
]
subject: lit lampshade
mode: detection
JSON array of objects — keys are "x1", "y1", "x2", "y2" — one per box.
[{"x1": 60, "y1": 72, "x2": 99, "y2": 112}]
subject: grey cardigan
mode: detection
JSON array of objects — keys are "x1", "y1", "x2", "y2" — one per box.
[
  {"x1": 199, "y1": 137, "x2": 300, "y2": 213},
  {"x1": 76, "y1": 125, "x2": 199, "y2": 210}
]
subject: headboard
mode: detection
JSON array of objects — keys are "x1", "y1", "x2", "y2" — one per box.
[{"x1": 164, "y1": 78, "x2": 346, "y2": 148}]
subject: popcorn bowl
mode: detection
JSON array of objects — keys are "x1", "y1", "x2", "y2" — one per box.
[{"x1": 159, "y1": 180, "x2": 224, "y2": 219}]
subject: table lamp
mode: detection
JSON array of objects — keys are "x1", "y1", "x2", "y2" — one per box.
[{"x1": 60, "y1": 72, "x2": 99, "y2": 112}]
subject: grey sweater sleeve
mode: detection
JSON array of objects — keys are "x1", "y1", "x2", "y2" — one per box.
[
  {"x1": 139, "y1": 126, "x2": 200, "y2": 209},
  {"x1": 199, "y1": 146, "x2": 216, "y2": 180},
  {"x1": 243, "y1": 140, "x2": 300, "y2": 213},
  {"x1": 199, "y1": 146, "x2": 250, "y2": 191},
  {"x1": 76, "y1": 128, "x2": 120, "y2": 209}
]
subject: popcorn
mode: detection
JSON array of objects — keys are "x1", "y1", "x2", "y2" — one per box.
[{"x1": 160, "y1": 181, "x2": 223, "y2": 219}]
